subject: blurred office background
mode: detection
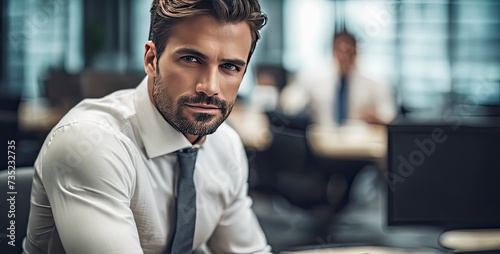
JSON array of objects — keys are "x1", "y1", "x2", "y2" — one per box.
[{"x1": 1, "y1": 0, "x2": 499, "y2": 252}]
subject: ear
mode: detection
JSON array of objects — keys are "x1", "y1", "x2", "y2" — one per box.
[{"x1": 144, "y1": 41, "x2": 158, "y2": 77}]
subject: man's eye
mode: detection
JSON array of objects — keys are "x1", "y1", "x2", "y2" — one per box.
[
  {"x1": 183, "y1": 56, "x2": 198, "y2": 63},
  {"x1": 221, "y1": 63, "x2": 239, "y2": 72}
]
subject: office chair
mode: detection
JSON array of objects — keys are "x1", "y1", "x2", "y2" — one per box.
[
  {"x1": 0, "y1": 167, "x2": 35, "y2": 253},
  {"x1": 253, "y1": 110, "x2": 327, "y2": 209},
  {"x1": 270, "y1": 126, "x2": 329, "y2": 209}
]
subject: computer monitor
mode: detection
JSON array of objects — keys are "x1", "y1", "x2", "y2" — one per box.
[{"x1": 387, "y1": 116, "x2": 500, "y2": 230}]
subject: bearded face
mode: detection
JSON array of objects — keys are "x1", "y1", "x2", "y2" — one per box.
[{"x1": 152, "y1": 73, "x2": 233, "y2": 136}]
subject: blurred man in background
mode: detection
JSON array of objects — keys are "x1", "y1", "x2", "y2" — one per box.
[{"x1": 279, "y1": 31, "x2": 396, "y2": 126}]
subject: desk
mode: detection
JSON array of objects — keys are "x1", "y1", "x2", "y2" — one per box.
[
  {"x1": 281, "y1": 246, "x2": 442, "y2": 254},
  {"x1": 280, "y1": 230, "x2": 500, "y2": 254},
  {"x1": 228, "y1": 108, "x2": 387, "y2": 166},
  {"x1": 440, "y1": 229, "x2": 500, "y2": 252},
  {"x1": 307, "y1": 123, "x2": 386, "y2": 159},
  {"x1": 307, "y1": 123, "x2": 387, "y2": 168}
]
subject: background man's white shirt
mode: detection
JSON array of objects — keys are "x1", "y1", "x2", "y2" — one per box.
[{"x1": 279, "y1": 59, "x2": 396, "y2": 126}]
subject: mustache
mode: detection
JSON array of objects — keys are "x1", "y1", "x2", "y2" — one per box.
[{"x1": 178, "y1": 94, "x2": 228, "y2": 110}]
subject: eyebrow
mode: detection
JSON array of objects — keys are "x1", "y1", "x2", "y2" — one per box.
[{"x1": 174, "y1": 48, "x2": 247, "y2": 67}]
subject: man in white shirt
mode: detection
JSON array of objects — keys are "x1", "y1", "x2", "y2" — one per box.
[
  {"x1": 23, "y1": 0, "x2": 271, "y2": 253},
  {"x1": 280, "y1": 32, "x2": 396, "y2": 126}
]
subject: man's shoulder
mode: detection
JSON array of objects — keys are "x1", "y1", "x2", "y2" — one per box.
[
  {"x1": 55, "y1": 89, "x2": 136, "y2": 135},
  {"x1": 36, "y1": 109, "x2": 139, "y2": 179}
]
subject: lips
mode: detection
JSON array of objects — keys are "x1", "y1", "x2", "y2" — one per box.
[
  {"x1": 178, "y1": 95, "x2": 228, "y2": 116},
  {"x1": 185, "y1": 103, "x2": 221, "y2": 113}
]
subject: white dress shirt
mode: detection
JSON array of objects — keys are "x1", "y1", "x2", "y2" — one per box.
[
  {"x1": 23, "y1": 77, "x2": 271, "y2": 254},
  {"x1": 279, "y1": 59, "x2": 396, "y2": 126}
]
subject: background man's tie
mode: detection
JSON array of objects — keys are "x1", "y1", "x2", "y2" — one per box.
[
  {"x1": 169, "y1": 147, "x2": 199, "y2": 254},
  {"x1": 336, "y1": 76, "x2": 348, "y2": 126}
]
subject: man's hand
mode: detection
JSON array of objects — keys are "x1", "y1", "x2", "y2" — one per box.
[{"x1": 360, "y1": 108, "x2": 385, "y2": 125}]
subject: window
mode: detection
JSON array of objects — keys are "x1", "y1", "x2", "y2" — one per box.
[{"x1": 283, "y1": 0, "x2": 500, "y2": 112}]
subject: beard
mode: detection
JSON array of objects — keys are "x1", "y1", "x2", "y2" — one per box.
[{"x1": 152, "y1": 74, "x2": 233, "y2": 136}]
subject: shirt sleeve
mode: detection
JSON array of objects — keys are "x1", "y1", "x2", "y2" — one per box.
[
  {"x1": 39, "y1": 121, "x2": 143, "y2": 254},
  {"x1": 206, "y1": 142, "x2": 272, "y2": 254}
]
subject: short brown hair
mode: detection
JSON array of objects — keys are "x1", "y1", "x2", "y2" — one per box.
[{"x1": 149, "y1": 0, "x2": 267, "y2": 62}]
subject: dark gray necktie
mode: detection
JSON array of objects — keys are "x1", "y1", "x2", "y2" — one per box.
[
  {"x1": 336, "y1": 76, "x2": 348, "y2": 126},
  {"x1": 169, "y1": 147, "x2": 199, "y2": 254}
]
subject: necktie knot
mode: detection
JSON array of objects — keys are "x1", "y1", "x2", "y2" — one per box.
[
  {"x1": 177, "y1": 148, "x2": 199, "y2": 179},
  {"x1": 178, "y1": 147, "x2": 199, "y2": 154}
]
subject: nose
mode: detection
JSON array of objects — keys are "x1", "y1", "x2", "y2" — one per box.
[{"x1": 196, "y1": 67, "x2": 220, "y2": 97}]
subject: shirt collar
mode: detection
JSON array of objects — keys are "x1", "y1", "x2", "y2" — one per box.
[{"x1": 134, "y1": 77, "x2": 194, "y2": 159}]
